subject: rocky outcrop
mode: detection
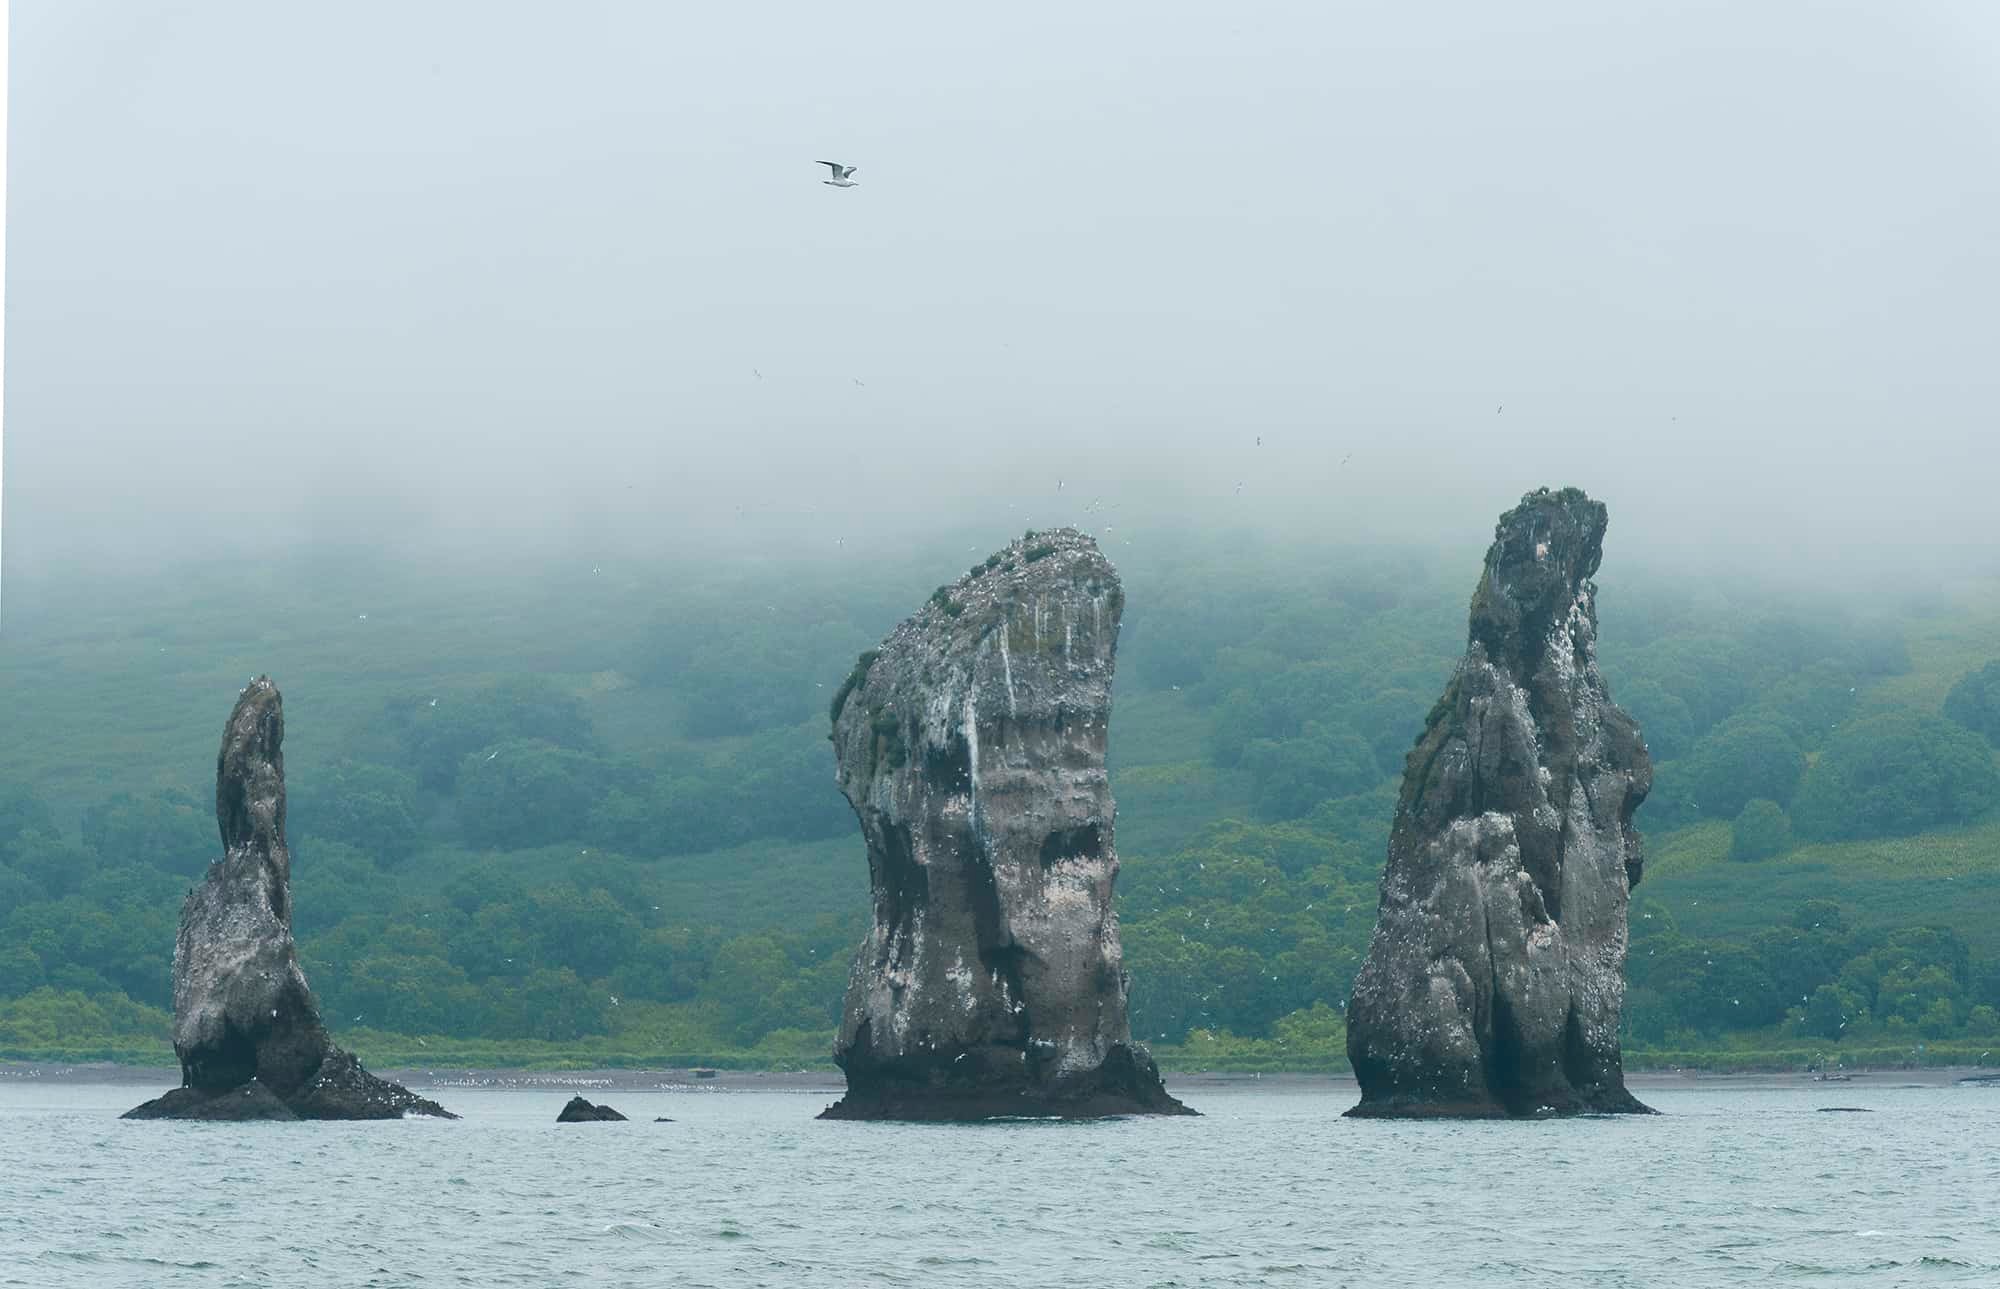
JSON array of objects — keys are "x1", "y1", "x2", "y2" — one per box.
[
  {"x1": 556, "y1": 1096, "x2": 628, "y2": 1122},
  {"x1": 125, "y1": 679, "x2": 454, "y2": 1122},
  {"x1": 819, "y1": 529, "x2": 1190, "y2": 1120},
  {"x1": 1345, "y1": 488, "x2": 1654, "y2": 1118}
]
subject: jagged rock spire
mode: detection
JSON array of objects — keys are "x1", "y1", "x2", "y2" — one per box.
[
  {"x1": 1345, "y1": 489, "x2": 1653, "y2": 1118},
  {"x1": 127, "y1": 678, "x2": 453, "y2": 1120}
]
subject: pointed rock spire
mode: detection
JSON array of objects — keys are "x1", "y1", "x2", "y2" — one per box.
[
  {"x1": 1345, "y1": 489, "x2": 1654, "y2": 1118},
  {"x1": 126, "y1": 678, "x2": 454, "y2": 1120}
]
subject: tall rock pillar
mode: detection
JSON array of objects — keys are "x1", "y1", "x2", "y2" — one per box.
[
  {"x1": 126, "y1": 678, "x2": 453, "y2": 1121},
  {"x1": 821, "y1": 529, "x2": 1190, "y2": 1120},
  {"x1": 1346, "y1": 489, "x2": 1654, "y2": 1118}
]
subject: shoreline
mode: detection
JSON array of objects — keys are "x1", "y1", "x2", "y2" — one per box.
[{"x1": 4, "y1": 1062, "x2": 1994, "y2": 1093}]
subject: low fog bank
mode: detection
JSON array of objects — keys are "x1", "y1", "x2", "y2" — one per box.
[
  {"x1": 6, "y1": 0, "x2": 1998, "y2": 600},
  {"x1": 6, "y1": 411, "x2": 1995, "y2": 609}
]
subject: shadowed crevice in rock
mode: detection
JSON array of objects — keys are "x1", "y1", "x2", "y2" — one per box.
[
  {"x1": 125, "y1": 678, "x2": 455, "y2": 1122},
  {"x1": 819, "y1": 529, "x2": 1191, "y2": 1121},
  {"x1": 1345, "y1": 489, "x2": 1654, "y2": 1119}
]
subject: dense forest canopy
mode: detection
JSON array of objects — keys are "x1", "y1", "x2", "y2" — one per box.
[{"x1": 3, "y1": 526, "x2": 1998, "y2": 1069}]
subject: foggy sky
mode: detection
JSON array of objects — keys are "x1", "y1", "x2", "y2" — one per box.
[{"x1": 6, "y1": 0, "x2": 1999, "y2": 584}]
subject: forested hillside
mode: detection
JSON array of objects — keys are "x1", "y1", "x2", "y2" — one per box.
[{"x1": 4, "y1": 527, "x2": 1998, "y2": 1070}]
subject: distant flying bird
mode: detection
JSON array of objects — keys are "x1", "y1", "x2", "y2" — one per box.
[{"x1": 818, "y1": 161, "x2": 859, "y2": 187}]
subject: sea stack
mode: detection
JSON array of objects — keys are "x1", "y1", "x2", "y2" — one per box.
[
  {"x1": 1344, "y1": 488, "x2": 1654, "y2": 1118},
  {"x1": 820, "y1": 529, "x2": 1190, "y2": 1120},
  {"x1": 125, "y1": 678, "x2": 454, "y2": 1121}
]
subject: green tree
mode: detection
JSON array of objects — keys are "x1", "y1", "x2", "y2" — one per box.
[
  {"x1": 1750, "y1": 923, "x2": 1848, "y2": 1006},
  {"x1": 0, "y1": 867, "x2": 40, "y2": 922},
  {"x1": 1616, "y1": 679, "x2": 1697, "y2": 762},
  {"x1": 1943, "y1": 660, "x2": 2000, "y2": 746},
  {"x1": 0, "y1": 944, "x2": 45, "y2": 997},
  {"x1": 607, "y1": 927, "x2": 703, "y2": 1004},
  {"x1": 1790, "y1": 899, "x2": 1847, "y2": 934},
  {"x1": 289, "y1": 839, "x2": 389, "y2": 938},
  {"x1": 1793, "y1": 712, "x2": 2000, "y2": 840},
  {"x1": 1674, "y1": 716, "x2": 1807, "y2": 820},
  {"x1": 2, "y1": 896, "x2": 160, "y2": 1004},
  {"x1": 518, "y1": 886, "x2": 641, "y2": 981},
  {"x1": 701, "y1": 933, "x2": 807, "y2": 1044},
  {"x1": 1728, "y1": 800, "x2": 1793, "y2": 862},
  {"x1": 456, "y1": 741, "x2": 607, "y2": 849},
  {"x1": 1800, "y1": 983, "x2": 1862, "y2": 1039},
  {"x1": 679, "y1": 644, "x2": 814, "y2": 737},
  {"x1": 80, "y1": 790, "x2": 213, "y2": 875},
  {"x1": 1637, "y1": 940, "x2": 1784, "y2": 1033},
  {"x1": 585, "y1": 788, "x2": 652, "y2": 855},
  {"x1": 0, "y1": 785, "x2": 56, "y2": 856},
  {"x1": 384, "y1": 678, "x2": 595, "y2": 791},
  {"x1": 1245, "y1": 722, "x2": 1381, "y2": 821},
  {"x1": 325, "y1": 952, "x2": 487, "y2": 1036},
  {"x1": 288, "y1": 760, "x2": 422, "y2": 863},
  {"x1": 491, "y1": 967, "x2": 608, "y2": 1042},
  {"x1": 2, "y1": 830, "x2": 102, "y2": 898}
]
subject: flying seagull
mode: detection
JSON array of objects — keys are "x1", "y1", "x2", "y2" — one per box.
[{"x1": 818, "y1": 161, "x2": 858, "y2": 187}]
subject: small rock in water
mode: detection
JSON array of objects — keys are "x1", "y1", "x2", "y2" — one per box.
[{"x1": 557, "y1": 1095, "x2": 629, "y2": 1122}]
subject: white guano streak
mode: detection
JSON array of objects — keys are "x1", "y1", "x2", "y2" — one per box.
[
  {"x1": 999, "y1": 624, "x2": 1017, "y2": 717},
  {"x1": 963, "y1": 686, "x2": 980, "y2": 809}
]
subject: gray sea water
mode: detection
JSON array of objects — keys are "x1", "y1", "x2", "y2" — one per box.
[{"x1": 2, "y1": 1081, "x2": 1996, "y2": 1288}]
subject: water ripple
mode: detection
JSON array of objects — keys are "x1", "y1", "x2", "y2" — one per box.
[{"x1": 2, "y1": 1084, "x2": 1996, "y2": 1286}]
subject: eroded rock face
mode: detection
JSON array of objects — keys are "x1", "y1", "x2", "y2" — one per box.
[
  {"x1": 1345, "y1": 489, "x2": 1654, "y2": 1118},
  {"x1": 820, "y1": 529, "x2": 1190, "y2": 1120},
  {"x1": 125, "y1": 678, "x2": 454, "y2": 1121}
]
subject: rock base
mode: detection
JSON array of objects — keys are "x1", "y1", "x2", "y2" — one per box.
[
  {"x1": 1343, "y1": 1085, "x2": 1655, "y2": 1120},
  {"x1": 123, "y1": 1081, "x2": 300, "y2": 1122},
  {"x1": 820, "y1": 1043, "x2": 1195, "y2": 1121},
  {"x1": 124, "y1": 1046, "x2": 455, "y2": 1121}
]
